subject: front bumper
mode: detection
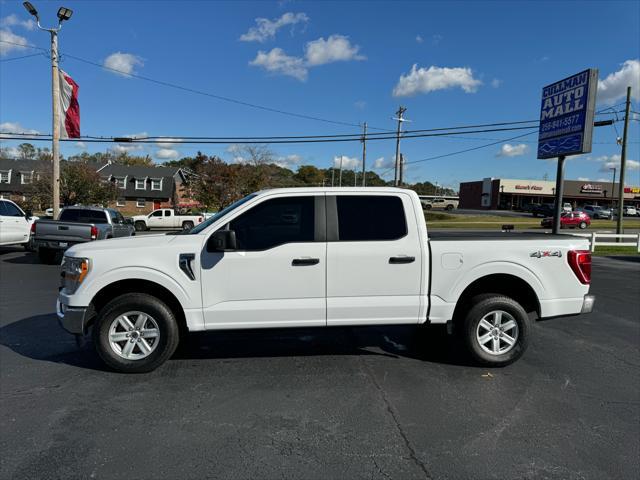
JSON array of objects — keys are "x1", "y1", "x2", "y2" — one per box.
[
  {"x1": 581, "y1": 294, "x2": 596, "y2": 314},
  {"x1": 56, "y1": 298, "x2": 90, "y2": 335}
]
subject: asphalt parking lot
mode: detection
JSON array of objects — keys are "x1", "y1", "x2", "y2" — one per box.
[{"x1": 1, "y1": 247, "x2": 638, "y2": 480}]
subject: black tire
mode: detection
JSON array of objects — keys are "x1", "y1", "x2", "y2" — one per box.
[
  {"x1": 461, "y1": 295, "x2": 530, "y2": 367},
  {"x1": 182, "y1": 221, "x2": 194, "y2": 231},
  {"x1": 38, "y1": 247, "x2": 58, "y2": 264},
  {"x1": 93, "y1": 293, "x2": 180, "y2": 373},
  {"x1": 134, "y1": 221, "x2": 146, "y2": 232},
  {"x1": 424, "y1": 204, "x2": 432, "y2": 210},
  {"x1": 446, "y1": 204, "x2": 454, "y2": 210},
  {"x1": 579, "y1": 221, "x2": 587, "y2": 229}
]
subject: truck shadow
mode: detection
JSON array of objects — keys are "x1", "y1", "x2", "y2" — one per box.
[{"x1": 0, "y1": 314, "x2": 475, "y2": 372}]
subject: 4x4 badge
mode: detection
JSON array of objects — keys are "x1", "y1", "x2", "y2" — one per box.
[{"x1": 530, "y1": 250, "x2": 562, "y2": 258}]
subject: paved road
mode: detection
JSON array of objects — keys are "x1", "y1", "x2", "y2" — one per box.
[{"x1": 1, "y1": 247, "x2": 638, "y2": 480}]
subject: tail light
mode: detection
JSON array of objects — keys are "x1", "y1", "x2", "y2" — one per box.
[
  {"x1": 31, "y1": 222, "x2": 36, "y2": 234},
  {"x1": 568, "y1": 250, "x2": 591, "y2": 284},
  {"x1": 90, "y1": 225, "x2": 98, "y2": 240},
  {"x1": 198, "y1": 216, "x2": 203, "y2": 223}
]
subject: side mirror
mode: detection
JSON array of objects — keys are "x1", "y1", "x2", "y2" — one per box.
[
  {"x1": 25, "y1": 210, "x2": 33, "y2": 219},
  {"x1": 207, "y1": 229, "x2": 237, "y2": 252}
]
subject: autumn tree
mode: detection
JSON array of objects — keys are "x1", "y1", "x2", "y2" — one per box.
[{"x1": 32, "y1": 161, "x2": 116, "y2": 208}]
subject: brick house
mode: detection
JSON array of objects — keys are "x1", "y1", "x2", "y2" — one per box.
[
  {"x1": 0, "y1": 158, "x2": 47, "y2": 205},
  {"x1": 97, "y1": 162, "x2": 196, "y2": 215}
]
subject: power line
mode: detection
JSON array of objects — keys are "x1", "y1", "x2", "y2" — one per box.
[
  {"x1": 61, "y1": 52, "x2": 394, "y2": 132},
  {"x1": 0, "y1": 52, "x2": 45, "y2": 63},
  {"x1": 0, "y1": 39, "x2": 48, "y2": 53}
]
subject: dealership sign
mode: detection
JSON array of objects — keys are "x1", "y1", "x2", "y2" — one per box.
[{"x1": 537, "y1": 69, "x2": 598, "y2": 159}]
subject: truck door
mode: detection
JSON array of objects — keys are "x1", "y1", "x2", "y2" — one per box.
[
  {"x1": 163, "y1": 209, "x2": 175, "y2": 227},
  {"x1": 0, "y1": 200, "x2": 29, "y2": 244},
  {"x1": 326, "y1": 193, "x2": 423, "y2": 325},
  {"x1": 146, "y1": 210, "x2": 164, "y2": 228},
  {"x1": 199, "y1": 194, "x2": 326, "y2": 329}
]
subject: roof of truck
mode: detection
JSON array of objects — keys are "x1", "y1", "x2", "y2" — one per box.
[{"x1": 257, "y1": 186, "x2": 414, "y2": 195}]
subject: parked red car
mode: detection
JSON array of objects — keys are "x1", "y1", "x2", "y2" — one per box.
[{"x1": 541, "y1": 211, "x2": 591, "y2": 229}]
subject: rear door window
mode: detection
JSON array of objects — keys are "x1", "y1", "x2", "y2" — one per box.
[
  {"x1": 336, "y1": 196, "x2": 407, "y2": 241},
  {"x1": 59, "y1": 209, "x2": 109, "y2": 224}
]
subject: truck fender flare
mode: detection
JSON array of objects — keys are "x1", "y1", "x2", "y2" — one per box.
[
  {"x1": 83, "y1": 266, "x2": 192, "y2": 309},
  {"x1": 448, "y1": 261, "x2": 546, "y2": 305}
]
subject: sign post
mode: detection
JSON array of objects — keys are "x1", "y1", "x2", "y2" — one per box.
[{"x1": 537, "y1": 69, "x2": 598, "y2": 234}]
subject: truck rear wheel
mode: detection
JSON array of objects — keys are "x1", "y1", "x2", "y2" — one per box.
[
  {"x1": 182, "y1": 221, "x2": 194, "y2": 231},
  {"x1": 38, "y1": 247, "x2": 58, "y2": 264},
  {"x1": 93, "y1": 293, "x2": 180, "y2": 373},
  {"x1": 461, "y1": 295, "x2": 530, "y2": 367}
]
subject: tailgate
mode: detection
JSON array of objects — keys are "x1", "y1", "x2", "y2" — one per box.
[{"x1": 35, "y1": 221, "x2": 93, "y2": 243}]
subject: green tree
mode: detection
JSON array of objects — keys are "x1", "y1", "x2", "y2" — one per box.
[
  {"x1": 17, "y1": 143, "x2": 37, "y2": 160},
  {"x1": 295, "y1": 165, "x2": 325, "y2": 185}
]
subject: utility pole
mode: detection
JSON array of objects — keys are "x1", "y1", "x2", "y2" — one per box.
[
  {"x1": 22, "y1": 2, "x2": 74, "y2": 220},
  {"x1": 339, "y1": 156, "x2": 343, "y2": 187},
  {"x1": 393, "y1": 106, "x2": 407, "y2": 186},
  {"x1": 398, "y1": 153, "x2": 405, "y2": 186},
  {"x1": 552, "y1": 155, "x2": 566, "y2": 234},
  {"x1": 616, "y1": 86, "x2": 632, "y2": 235},
  {"x1": 361, "y1": 122, "x2": 367, "y2": 187},
  {"x1": 331, "y1": 167, "x2": 335, "y2": 187}
]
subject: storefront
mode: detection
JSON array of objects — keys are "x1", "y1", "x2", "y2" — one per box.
[{"x1": 459, "y1": 177, "x2": 640, "y2": 210}]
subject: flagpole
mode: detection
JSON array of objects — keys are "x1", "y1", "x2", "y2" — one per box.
[{"x1": 50, "y1": 29, "x2": 61, "y2": 219}]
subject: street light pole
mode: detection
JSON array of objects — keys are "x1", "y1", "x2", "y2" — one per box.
[
  {"x1": 22, "y1": 2, "x2": 73, "y2": 220},
  {"x1": 616, "y1": 86, "x2": 632, "y2": 235}
]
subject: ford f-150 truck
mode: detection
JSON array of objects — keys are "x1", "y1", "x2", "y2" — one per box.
[
  {"x1": 131, "y1": 208, "x2": 204, "y2": 231},
  {"x1": 34, "y1": 206, "x2": 135, "y2": 264},
  {"x1": 57, "y1": 187, "x2": 595, "y2": 373}
]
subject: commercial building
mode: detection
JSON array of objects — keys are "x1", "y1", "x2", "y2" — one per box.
[{"x1": 459, "y1": 177, "x2": 640, "y2": 210}]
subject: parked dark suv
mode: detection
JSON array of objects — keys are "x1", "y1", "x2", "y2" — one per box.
[{"x1": 532, "y1": 204, "x2": 555, "y2": 217}]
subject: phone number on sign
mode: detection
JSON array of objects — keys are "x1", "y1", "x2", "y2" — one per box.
[{"x1": 540, "y1": 114, "x2": 581, "y2": 133}]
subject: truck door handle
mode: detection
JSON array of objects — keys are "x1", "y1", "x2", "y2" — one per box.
[
  {"x1": 389, "y1": 256, "x2": 415, "y2": 264},
  {"x1": 292, "y1": 258, "x2": 320, "y2": 266}
]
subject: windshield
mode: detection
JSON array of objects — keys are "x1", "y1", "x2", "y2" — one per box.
[{"x1": 187, "y1": 193, "x2": 258, "y2": 234}]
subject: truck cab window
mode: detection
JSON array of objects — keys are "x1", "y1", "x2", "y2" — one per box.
[
  {"x1": 229, "y1": 196, "x2": 314, "y2": 251},
  {"x1": 336, "y1": 196, "x2": 407, "y2": 241},
  {"x1": 164, "y1": 210, "x2": 172, "y2": 217},
  {"x1": 151, "y1": 210, "x2": 162, "y2": 217}
]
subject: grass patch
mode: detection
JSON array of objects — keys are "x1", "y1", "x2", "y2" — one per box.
[{"x1": 592, "y1": 246, "x2": 639, "y2": 256}]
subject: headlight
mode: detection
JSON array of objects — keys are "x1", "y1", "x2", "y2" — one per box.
[{"x1": 61, "y1": 257, "x2": 90, "y2": 294}]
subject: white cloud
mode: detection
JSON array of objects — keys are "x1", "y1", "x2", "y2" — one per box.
[
  {"x1": 155, "y1": 148, "x2": 180, "y2": 160},
  {"x1": 0, "y1": 28, "x2": 29, "y2": 56},
  {"x1": 305, "y1": 35, "x2": 365, "y2": 66},
  {"x1": 240, "y1": 12, "x2": 308, "y2": 43},
  {"x1": 596, "y1": 178, "x2": 609, "y2": 182},
  {"x1": 491, "y1": 78, "x2": 502, "y2": 88},
  {"x1": 354, "y1": 100, "x2": 366, "y2": 109},
  {"x1": 274, "y1": 154, "x2": 303, "y2": 168},
  {"x1": 74, "y1": 142, "x2": 87, "y2": 149},
  {"x1": 597, "y1": 60, "x2": 640, "y2": 104},
  {"x1": 155, "y1": 138, "x2": 183, "y2": 148},
  {"x1": 577, "y1": 177, "x2": 590, "y2": 181},
  {"x1": 333, "y1": 155, "x2": 360, "y2": 170},
  {"x1": 497, "y1": 143, "x2": 529, "y2": 157},
  {"x1": 373, "y1": 156, "x2": 395, "y2": 169},
  {"x1": 104, "y1": 52, "x2": 144, "y2": 77},
  {"x1": 0, "y1": 146, "x2": 20, "y2": 158},
  {"x1": 415, "y1": 35, "x2": 423, "y2": 44},
  {"x1": 124, "y1": 132, "x2": 148, "y2": 139},
  {"x1": 393, "y1": 64, "x2": 482, "y2": 97},
  {"x1": 110, "y1": 144, "x2": 143, "y2": 154},
  {"x1": 0, "y1": 121, "x2": 39, "y2": 135},
  {"x1": 596, "y1": 154, "x2": 640, "y2": 172},
  {"x1": 249, "y1": 48, "x2": 307, "y2": 81},
  {"x1": 1, "y1": 14, "x2": 35, "y2": 31}
]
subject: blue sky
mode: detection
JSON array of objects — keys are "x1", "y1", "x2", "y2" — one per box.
[{"x1": 1, "y1": 0, "x2": 639, "y2": 190}]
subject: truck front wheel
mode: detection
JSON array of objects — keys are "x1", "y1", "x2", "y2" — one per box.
[
  {"x1": 462, "y1": 295, "x2": 530, "y2": 367},
  {"x1": 93, "y1": 293, "x2": 180, "y2": 373},
  {"x1": 134, "y1": 221, "x2": 147, "y2": 232}
]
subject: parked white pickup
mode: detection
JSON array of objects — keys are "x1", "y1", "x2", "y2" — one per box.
[
  {"x1": 131, "y1": 209, "x2": 203, "y2": 231},
  {"x1": 57, "y1": 187, "x2": 595, "y2": 373}
]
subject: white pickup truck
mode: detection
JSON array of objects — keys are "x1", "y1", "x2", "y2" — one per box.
[
  {"x1": 57, "y1": 187, "x2": 595, "y2": 373},
  {"x1": 131, "y1": 208, "x2": 204, "y2": 231}
]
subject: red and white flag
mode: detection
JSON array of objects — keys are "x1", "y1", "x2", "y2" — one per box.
[{"x1": 58, "y1": 69, "x2": 80, "y2": 138}]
